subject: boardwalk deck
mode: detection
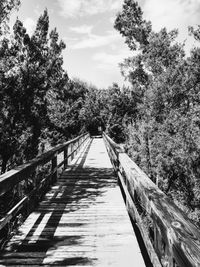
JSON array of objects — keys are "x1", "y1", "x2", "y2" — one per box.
[{"x1": 0, "y1": 138, "x2": 146, "y2": 266}]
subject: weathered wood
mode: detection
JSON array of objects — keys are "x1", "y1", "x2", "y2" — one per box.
[
  {"x1": 103, "y1": 133, "x2": 123, "y2": 173},
  {"x1": 51, "y1": 156, "x2": 57, "y2": 183},
  {"x1": 103, "y1": 133, "x2": 124, "y2": 154},
  {"x1": 64, "y1": 148, "x2": 68, "y2": 169},
  {"x1": 0, "y1": 138, "x2": 146, "y2": 267},
  {"x1": 0, "y1": 133, "x2": 89, "y2": 196},
  {"x1": 103, "y1": 132, "x2": 200, "y2": 267},
  {"x1": 0, "y1": 133, "x2": 90, "y2": 244},
  {"x1": 117, "y1": 171, "x2": 162, "y2": 267},
  {"x1": 0, "y1": 196, "x2": 28, "y2": 231}
]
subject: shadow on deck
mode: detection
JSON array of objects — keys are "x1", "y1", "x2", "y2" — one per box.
[{"x1": 0, "y1": 139, "x2": 124, "y2": 266}]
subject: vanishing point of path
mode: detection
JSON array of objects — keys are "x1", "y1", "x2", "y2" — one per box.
[{"x1": 0, "y1": 138, "x2": 146, "y2": 266}]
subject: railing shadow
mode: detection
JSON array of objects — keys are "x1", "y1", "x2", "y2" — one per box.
[{"x1": 0, "y1": 140, "x2": 117, "y2": 266}]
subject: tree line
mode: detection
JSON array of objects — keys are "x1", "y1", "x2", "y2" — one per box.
[
  {"x1": 0, "y1": 1, "x2": 91, "y2": 173},
  {"x1": 0, "y1": 0, "x2": 136, "y2": 175}
]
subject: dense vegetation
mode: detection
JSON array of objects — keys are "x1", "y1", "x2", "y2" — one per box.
[
  {"x1": 113, "y1": 0, "x2": 200, "y2": 223},
  {"x1": 0, "y1": 1, "x2": 135, "y2": 175},
  {"x1": 0, "y1": 3, "x2": 91, "y2": 174},
  {"x1": 1, "y1": 0, "x2": 200, "y2": 225}
]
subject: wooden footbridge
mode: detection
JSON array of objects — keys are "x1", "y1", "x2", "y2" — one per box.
[{"x1": 0, "y1": 133, "x2": 200, "y2": 266}]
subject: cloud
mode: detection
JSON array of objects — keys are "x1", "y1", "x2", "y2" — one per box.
[
  {"x1": 110, "y1": 0, "x2": 123, "y2": 10},
  {"x1": 93, "y1": 50, "x2": 132, "y2": 70},
  {"x1": 138, "y1": 0, "x2": 200, "y2": 53},
  {"x1": 69, "y1": 25, "x2": 93, "y2": 34},
  {"x1": 57, "y1": 0, "x2": 123, "y2": 17},
  {"x1": 109, "y1": 16, "x2": 116, "y2": 25},
  {"x1": 141, "y1": 0, "x2": 200, "y2": 39},
  {"x1": 68, "y1": 30, "x2": 121, "y2": 49},
  {"x1": 23, "y1": 18, "x2": 36, "y2": 35}
]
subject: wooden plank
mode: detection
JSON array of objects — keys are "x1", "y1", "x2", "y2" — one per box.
[
  {"x1": 0, "y1": 133, "x2": 89, "y2": 196},
  {"x1": 118, "y1": 171, "x2": 161, "y2": 267},
  {"x1": 0, "y1": 134, "x2": 90, "y2": 245},
  {"x1": 0, "y1": 196, "x2": 28, "y2": 231},
  {"x1": 119, "y1": 153, "x2": 200, "y2": 266},
  {"x1": 103, "y1": 132, "x2": 200, "y2": 267},
  {"x1": 0, "y1": 138, "x2": 146, "y2": 267}
]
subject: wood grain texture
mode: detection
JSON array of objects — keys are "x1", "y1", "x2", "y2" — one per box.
[
  {"x1": 103, "y1": 132, "x2": 200, "y2": 267},
  {"x1": 0, "y1": 133, "x2": 90, "y2": 239},
  {"x1": 0, "y1": 133, "x2": 89, "y2": 196},
  {"x1": 0, "y1": 138, "x2": 145, "y2": 267},
  {"x1": 117, "y1": 171, "x2": 162, "y2": 267}
]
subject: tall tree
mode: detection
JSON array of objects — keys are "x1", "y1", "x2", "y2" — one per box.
[
  {"x1": 114, "y1": 0, "x2": 200, "y2": 212},
  {"x1": 47, "y1": 78, "x2": 88, "y2": 144},
  {"x1": 0, "y1": 0, "x2": 20, "y2": 35},
  {"x1": 0, "y1": 9, "x2": 68, "y2": 172},
  {"x1": 114, "y1": 0, "x2": 151, "y2": 51}
]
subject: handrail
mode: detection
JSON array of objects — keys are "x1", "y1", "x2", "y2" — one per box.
[
  {"x1": 0, "y1": 133, "x2": 89, "y2": 196},
  {"x1": 0, "y1": 132, "x2": 90, "y2": 243},
  {"x1": 103, "y1": 132, "x2": 124, "y2": 173},
  {"x1": 103, "y1": 132, "x2": 200, "y2": 267}
]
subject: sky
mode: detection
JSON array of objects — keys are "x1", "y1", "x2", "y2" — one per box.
[{"x1": 9, "y1": 0, "x2": 200, "y2": 89}]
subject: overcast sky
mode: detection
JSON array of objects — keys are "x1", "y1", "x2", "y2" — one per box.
[{"x1": 10, "y1": 0, "x2": 200, "y2": 88}]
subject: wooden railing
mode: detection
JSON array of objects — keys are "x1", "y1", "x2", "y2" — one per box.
[
  {"x1": 103, "y1": 132, "x2": 200, "y2": 267},
  {"x1": 0, "y1": 133, "x2": 90, "y2": 247}
]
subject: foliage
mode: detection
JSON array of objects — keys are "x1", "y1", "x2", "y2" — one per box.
[
  {"x1": 80, "y1": 85, "x2": 107, "y2": 135},
  {"x1": 0, "y1": 9, "x2": 69, "y2": 172},
  {"x1": 47, "y1": 78, "x2": 89, "y2": 145},
  {"x1": 77, "y1": 82, "x2": 137, "y2": 142},
  {"x1": 114, "y1": 0, "x2": 200, "y2": 216},
  {"x1": 114, "y1": 0, "x2": 151, "y2": 51},
  {"x1": 0, "y1": 0, "x2": 20, "y2": 35}
]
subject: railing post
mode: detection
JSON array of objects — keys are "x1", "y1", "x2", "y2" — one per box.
[
  {"x1": 72, "y1": 142, "x2": 75, "y2": 160},
  {"x1": 64, "y1": 146, "x2": 68, "y2": 169},
  {"x1": 75, "y1": 140, "x2": 78, "y2": 156},
  {"x1": 52, "y1": 155, "x2": 57, "y2": 183},
  {"x1": 77, "y1": 138, "x2": 80, "y2": 153},
  {"x1": 154, "y1": 226, "x2": 161, "y2": 259}
]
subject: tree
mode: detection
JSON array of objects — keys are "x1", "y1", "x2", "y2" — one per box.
[
  {"x1": 0, "y1": 19, "x2": 28, "y2": 173},
  {"x1": 0, "y1": 0, "x2": 20, "y2": 35},
  {"x1": 21, "y1": 11, "x2": 68, "y2": 159},
  {"x1": 47, "y1": 78, "x2": 88, "y2": 144},
  {"x1": 114, "y1": 0, "x2": 151, "y2": 51},
  {"x1": 0, "y1": 9, "x2": 68, "y2": 172},
  {"x1": 77, "y1": 82, "x2": 104, "y2": 136},
  {"x1": 114, "y1": 0, "x2": 200, "y2": 213}
]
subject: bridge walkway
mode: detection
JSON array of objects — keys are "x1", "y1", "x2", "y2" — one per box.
[{"x1": 0, "y1": 138, "x2": 145, "y2": 266}]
